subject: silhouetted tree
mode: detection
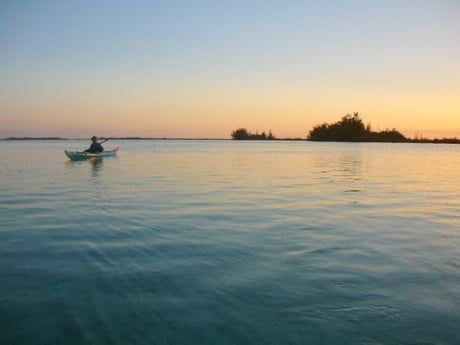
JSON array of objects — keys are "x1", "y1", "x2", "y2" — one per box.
[
  {"x1": 309, "y1": 113, "x2": 366, "y2": 141},
  {"x1": 373, "y1": 129, "x2": 407, "y2": 142},
  {"x1": 231, "y1": 128, "x2": 276, "y2": 140},
  {"x1": 308, "y1": 113, "x2": 407, "y2": 142},
  {"x1": 231, "y1": 128, "x2": 251, "y2": 140}
]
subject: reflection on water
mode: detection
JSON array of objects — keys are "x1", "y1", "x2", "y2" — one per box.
[
  {"x1": 89, "y1": 157, "x2": 103, "y2": 176},
  {"x1": 65, "y1": 156, "x2": 104, "y2": 179},
  {"x1": 1, "y1": 140, "x2": 460, "y2": 344}
]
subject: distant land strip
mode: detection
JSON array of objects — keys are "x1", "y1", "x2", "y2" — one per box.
[
  {"x1": 2, "y1": 136, "x2": 460, "y2": 144},
  {"x1": 3, "y1": 136, "x2": 460, "y2": 144},
  {"x1": 0, "y1": 137, "x2": 228, "y2": 141},
  {"x1": 2, "y1": 113, "x2": 460, "y2": 143},
  {"x1": 232, "y1": 113, "x2": 460, "y2": 143}
]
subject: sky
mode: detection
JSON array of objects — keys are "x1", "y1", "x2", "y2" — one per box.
[{"x1": 1, "y1": 0, "x2": 459, "y2": 139}]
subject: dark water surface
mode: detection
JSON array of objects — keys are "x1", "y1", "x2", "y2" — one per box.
[{"x1": 1, "y1": 140, "x2": 459, "y2": 344}]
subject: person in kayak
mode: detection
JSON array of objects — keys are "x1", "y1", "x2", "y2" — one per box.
[{"x1": 84, "y1": 136, "x2": 105, "y2": 153}]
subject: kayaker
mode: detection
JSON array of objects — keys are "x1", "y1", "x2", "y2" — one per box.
[{"x1": 84, "y1": 136, "x2": 105, "y2": 153}]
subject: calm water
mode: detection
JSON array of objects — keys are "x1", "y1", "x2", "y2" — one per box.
[{"x1": 1, "y1": 140, "x2": 459, "y2": 345}]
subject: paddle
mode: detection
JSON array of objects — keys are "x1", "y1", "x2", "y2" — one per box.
[
  {"x1": 99, "y1": 137, "x2": 119, "y2": 153},
  {"x1": 99, "y1": 137, "x2": 111, "y2": 144}
]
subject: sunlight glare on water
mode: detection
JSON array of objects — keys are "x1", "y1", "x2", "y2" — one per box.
[{"x1": 1, "y1": 140, "x2": 459, "y2": 344}]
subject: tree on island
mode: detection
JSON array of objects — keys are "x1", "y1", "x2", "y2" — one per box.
[
  {"x1": 307, "y1": 113, "x2": 407, "y2": 142},
  {"x1": 230, "y1": 113, "x2": 460, "y2": 143},
  {"x1": 231, "y1": 128, "x2": 276, "y2": 140}
]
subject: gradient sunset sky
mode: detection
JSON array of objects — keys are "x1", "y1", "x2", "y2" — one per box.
[{"x1": 1, "y1": 1, "x2": 459, "y2": 139}]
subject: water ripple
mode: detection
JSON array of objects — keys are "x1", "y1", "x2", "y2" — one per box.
[{"x1": 1, "y1": 141, "x2": 460, "y2": 344}]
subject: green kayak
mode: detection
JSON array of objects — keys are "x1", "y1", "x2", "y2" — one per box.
[{"x1": 65, "y1": 147, "x2": 119, "y2": 161}]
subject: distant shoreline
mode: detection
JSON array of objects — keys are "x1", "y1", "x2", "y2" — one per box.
[
  {"x1": 2, "y1": 136, "x2": 460, "y2": 144},
  {"x1": 0, "y1": 137, "x2": 229, "y2": 141}
]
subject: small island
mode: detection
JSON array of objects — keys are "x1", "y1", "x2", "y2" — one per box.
[
  {"x1": 231, "y1": 128, "x2": 277, "y2": 140},
  {"x1": 231, "y1": 113, "x2": 460, "y2": 143},
  {"x1": 307, "y1": 113, "x2": 406, "y2": 142}
]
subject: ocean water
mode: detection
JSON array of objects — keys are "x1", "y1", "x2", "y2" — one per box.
[{"x1": 1, "y1": 140, "x2": 459, "y2": 345}]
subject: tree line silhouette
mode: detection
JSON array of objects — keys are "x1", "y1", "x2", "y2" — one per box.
[
  {"x1": 231, "y1": 128, "x2": 276, "y2": 140},
  {"x1": 232, "y1": 113, "x2": 460, "y2": 143},
  {"x1": 307, "y1": 113, "x2": 406, "y2": 142}
]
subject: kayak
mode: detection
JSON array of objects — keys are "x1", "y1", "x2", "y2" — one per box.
[{"x1": 65, "y1": 147, "x2": 119, "y2": 161}]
